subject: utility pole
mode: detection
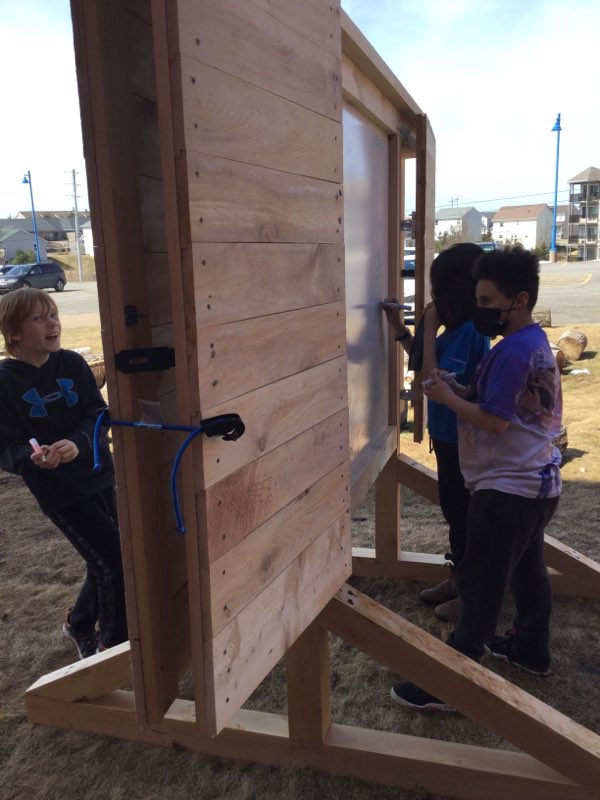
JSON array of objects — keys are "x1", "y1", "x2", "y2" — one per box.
[{"x1": 68, "y1": 169, "x2": 83, "y2": 281}]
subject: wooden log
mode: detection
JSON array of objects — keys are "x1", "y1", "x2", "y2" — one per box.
[
  {"x1": 556, "y1": 329, "x2": 587, "y2": 362},
  {"x1": 550, "y1": 345, "x2": 566, "y2": 371}
]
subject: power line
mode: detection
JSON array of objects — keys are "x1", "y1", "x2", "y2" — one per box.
[{"x1": 459, "y1": 189, "x2": 569, "y2": 207}]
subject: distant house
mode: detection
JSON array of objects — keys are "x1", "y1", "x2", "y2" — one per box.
[
  {"x1": 567, "y1": 166, "x2": 600, "y2": 261},
  {"x1": 14, "y1": 210, "x2": 91, "y2": 253},
  {"x1": 491, "y1": 204, "x2": 552, "y2": 250},
  {"x1": 0, "y1": 225, "x2": 48, "y2": 263},
  {"x1": 435, "y1": 206, "x2": 482, "y2": 243}
]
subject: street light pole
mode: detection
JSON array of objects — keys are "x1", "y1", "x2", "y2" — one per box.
[
  {"x1": 22, "y1": 171, "x2": 41, "y2": 264},
  {"x1": 549, "y1": 113, "x2": 562, "y2": 264}
]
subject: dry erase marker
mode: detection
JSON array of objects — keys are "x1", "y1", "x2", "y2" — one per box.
[
  {"x1": 381, "y1": 301, "x2": 412, "y2": 310},
  {"x1": 29, "y1": 438, "x2": 47, "y2": 462},
  {"x1": 422, "y1": 372, "x2": 457, "y2": 387}
]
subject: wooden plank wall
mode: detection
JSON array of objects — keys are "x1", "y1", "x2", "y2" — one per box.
[
  {"x1": 155, "y1": 0, "x2": 351, "y2": 736},
  {"x1": 71, "y1": 0, "x2": 191, "y2": 725}
]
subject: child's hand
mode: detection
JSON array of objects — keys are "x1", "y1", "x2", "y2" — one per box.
[
  {"x1": 381, "y1": 297, "x2": 409, "y2": 337},
  {"x1": 422, "y1": 372, "x2": 455, "y2": 405},
  {"x1": 30, "y1": 444, "x2": 50, "y2": 468},
  {"x1": 45, "y1": 439, "x2": 80, "y2": 467}
]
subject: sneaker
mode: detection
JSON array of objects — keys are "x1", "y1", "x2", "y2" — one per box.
[
  {"x1": 487, "y1": 630, "x2": 551, "y2": 677},
  {"x1": 434, "y1": 596, "x2": 462, "y2": 623},
  {"x1": 418, "y1": 574, "x2": 457, "y2": 606},
  {"x1": 390, "y1": 682, "x2": 453, "y2": 712},
  {"x1": 62, "y1": 619, "x2": 100, "y2": 660}
]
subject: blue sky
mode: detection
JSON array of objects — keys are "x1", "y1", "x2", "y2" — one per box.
[{"x1": 1, "y1": 0, "x2": 599, "y2": 217}]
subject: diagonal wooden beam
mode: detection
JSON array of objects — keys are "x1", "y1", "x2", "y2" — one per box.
[
  {"x1": 544, "y1": 535, "x2": 600, "y2": 597},
  {"x1": 320, "y1": 583, "x2": 600, "y2": 793},
  {"x1": 25, "y1": 643, "x2": 131, "y2": 703}
]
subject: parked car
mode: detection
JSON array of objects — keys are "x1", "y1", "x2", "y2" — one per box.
[
  {"x1": 475, "y1": 242, "x2": 499, "y2": 252},
  {"x1": 0, "y1": 262, "x2": 67, "y2": 294}
]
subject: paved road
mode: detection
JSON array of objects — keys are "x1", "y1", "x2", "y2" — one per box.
[
  {"x1": 52, "y1": 280, "x2": 101, "y2": 318},
  {"x1": 53, "y1": 264, "x2": 600, "y2": 328},
  {"x1": 538, "y1": 259, "x2": 600, "y2": 326}
]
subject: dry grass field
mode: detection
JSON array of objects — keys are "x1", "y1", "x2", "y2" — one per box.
[{"x1": 1, "y1": 323, "x2": 599, "y2": 800}]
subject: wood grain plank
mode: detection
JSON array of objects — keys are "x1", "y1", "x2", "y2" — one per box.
[
  {"x1": 173, "y1": 0, "x2": 341, "y2": 121},
  {"x1": 187, "y1": 153, "x2": 343, "y2": 244},
  {"x1": 200, "y1": 357, "x2": 348, "y2": 487},
  {"x1": 197, "y1": 302, "x2": 346, "y2": 407},
  {"x1": 208, "y1": 464, "x2": 349, "y2": 633},
  {"x1": 180, "y1": 58, "x2": 341, "y2": 181},
  {"x1": 342, "y1": 53, "x2": 403, "y2": 137},
  {"x1": 206, "y1": 515, "x2": 351, "y2": 733},
  {"x1": 202, "y1": 409, "x2": 349, "y2": 560},
  {"x1": 251, "y1": 0, "x2": 341, "y2": 58},
  {"x1": 193, "y1": 242, "x2": 344, "y2": 327}
]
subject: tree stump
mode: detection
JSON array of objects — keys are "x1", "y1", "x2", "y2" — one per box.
[
  {"x1": 556, "y1": 330, "x2": 587, "y2": 362},
  {"x1": 553, "y1": 425, "x2": 568, "y2": 454},
  {"x1": 550, "y1": 345, "x2": 566, "y2": 372},
  {"x1": 533, "y1": 309, "x2": 552, "y2": 327},
  {"x1": 88, "y1": 358, "x2": 106, "y2": 390}
]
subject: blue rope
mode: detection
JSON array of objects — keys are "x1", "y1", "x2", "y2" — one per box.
[{"x1": 92, "y1": 410, "x2": 244, "y2": 534}]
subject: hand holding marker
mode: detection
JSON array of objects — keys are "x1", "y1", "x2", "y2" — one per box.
[
  {"x1": 422, "y1": 372, "x2": 456, "y2": 388},
  {"x1": 29, "y1": 438, "x2": 47, "y2": 463}
]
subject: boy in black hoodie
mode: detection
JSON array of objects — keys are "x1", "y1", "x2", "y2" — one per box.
[{"x1": 0, "y1": 288, "x2": 127, "y2": 658}]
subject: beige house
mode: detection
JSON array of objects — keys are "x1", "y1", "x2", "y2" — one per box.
[
  {"x1": 567, "y1": 166, "x2": 600, "y2": 261},
  {"x1": 492, "y1": 204, "x2": 552, "y2": 250}
]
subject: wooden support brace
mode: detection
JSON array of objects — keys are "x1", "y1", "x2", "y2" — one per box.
[
  {"x1": 320, "y1": 583, "x2": 600, "y2": 793},
  {"x1": 545, "y1": 535, "x2": 600, "y2": 598},
  {"x1": 396, "y1": 452, "x2": 439, "y2": 504},
  {"x1": 26, "y1": 643, "x2": 131, "y2": 703},
  {"x1": 285, "y1": 620, "x2": 331, "y2": 748},
  {"x1": 375, "y1": 451, "x2": 401, "y2": 563}
]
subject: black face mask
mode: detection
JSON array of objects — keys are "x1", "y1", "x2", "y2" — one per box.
[{"x1": 473, "y1": 305, "x2": 514, "y2": 337}]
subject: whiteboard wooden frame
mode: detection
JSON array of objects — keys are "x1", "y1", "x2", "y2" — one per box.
[{"x1": 25, "y1": 2, "x2": 600, "y2": 797}]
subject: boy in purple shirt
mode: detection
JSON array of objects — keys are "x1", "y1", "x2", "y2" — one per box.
[{"x1": 391, "y1": 246, "x2": 562, "y2": 711}]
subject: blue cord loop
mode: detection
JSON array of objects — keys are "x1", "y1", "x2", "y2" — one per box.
[{"x1": 92, "y1": 410, "x2": 244, "y2": 534}]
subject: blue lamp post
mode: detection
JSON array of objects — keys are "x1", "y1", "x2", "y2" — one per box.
[
  {"x1": 549, "y1": 113, "x2": 562, "y2": 263},
  {"x1": 22, "y1": 170, "x2": 41, "y2": 264}
]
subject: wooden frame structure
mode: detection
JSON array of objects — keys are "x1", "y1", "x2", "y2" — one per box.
[{"x1": 26, "y1": 2, "x2": 600, "y2": 798}]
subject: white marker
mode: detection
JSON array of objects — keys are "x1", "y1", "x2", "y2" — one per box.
[
  {"x1": 422, "y1": 372, "x2": 457, "y2": 387},
  {"x1": 29, "y1": 438, "x2": 47, "y2": 462}
]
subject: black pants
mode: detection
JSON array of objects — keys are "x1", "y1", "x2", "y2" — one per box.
[
  {"x1": 431, "y1": 438, "x2": 470, "y2": 568},
  {"x1": 449, "y1": 489, "x2": 558, "y2": 661},
  {"x1": 50, "y1": 486, "x2": 128, "y2": 648}
]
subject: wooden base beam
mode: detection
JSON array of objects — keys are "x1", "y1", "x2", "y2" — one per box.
[{"x1": 25, "y1": 629, "x2": 600, "y2": 800}]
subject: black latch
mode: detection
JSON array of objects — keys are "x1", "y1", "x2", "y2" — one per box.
[
  {"x1": 114, "y1": 347, "x2": 175, "y2": 374},
  {"x1": 124, "y1": 305, "x2": 148, "y2": 326}
]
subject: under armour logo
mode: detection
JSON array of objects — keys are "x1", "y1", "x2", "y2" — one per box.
[{"x1": 23, "y1": 379, "x2": 79, "y2": 418}]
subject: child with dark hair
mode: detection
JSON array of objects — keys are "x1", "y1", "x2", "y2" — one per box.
[
  {"x1": 391, "y1": 246, "x2": 562, "y2": 711},
  {"x1": 0, "y1": 288, "x2": 127, "y2": 659},
  {"x1": 383, "y1": 243, "x2": 489, "y2": 621}
]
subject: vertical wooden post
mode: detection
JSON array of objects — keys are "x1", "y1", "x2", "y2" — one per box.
[
  {"x1": 285, "y1": 621, "x2": 331, "y2": 748},
  {"x1": 413, "y1": 113, "x2": 436, "y2": 443},
  {"x1": 375, "y1": 451, "x2": 401, "y2": 562},
  {"x1": 387, "y1": 133, "x2": 401, "y2": 429}
]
